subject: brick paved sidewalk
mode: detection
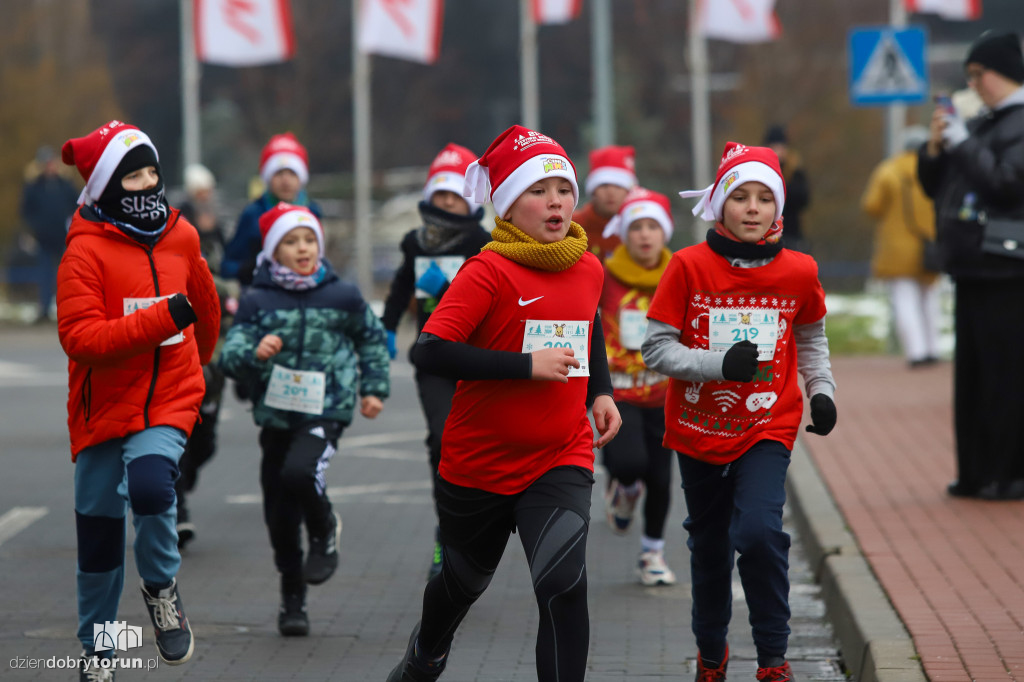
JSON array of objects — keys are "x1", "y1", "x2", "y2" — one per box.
[{"x1": 802, "y1": 355, "x2": 1024, "y2": 682}]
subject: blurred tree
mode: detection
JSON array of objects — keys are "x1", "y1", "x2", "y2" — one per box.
[{"x1": 0, "y1": 0, "x2": 121, "y2": 248}]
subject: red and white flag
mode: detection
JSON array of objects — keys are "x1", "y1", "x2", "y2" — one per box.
[
  {"x1": 905, "y1": 0, "x2": 981, "y2": 21},
  {"x1": 697, "y1": 0, "x2": 781, "y2": 43},
  {"x1": 194, "y1": 0, "x2": 295, "y2": 66},
  {"x1": 532, "y1": 0, "x2": 583, "y2": 25},
  {"x1": 357, "y1": 0, "x2": 444, "y2": 64}
]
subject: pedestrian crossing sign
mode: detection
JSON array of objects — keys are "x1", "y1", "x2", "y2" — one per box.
[{"x1": 849, "y1": 26, "x2": 928, "y2": 106}]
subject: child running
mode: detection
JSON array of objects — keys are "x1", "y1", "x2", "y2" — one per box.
[
  {"x1": 220, "y1": 203, "x2": 390, "y2": 637},
  {"x1": 642, "y1": 142, "x2": 837, "y2": 682},
  {"x1": 387, "y1": 125, "x2": 621, "y2": 682},
  {"x1": 58, "y1": 120, "x2": 221, "y2": 678},
  {"x1": 598, "y1": 187, "x2": 678, "y2": 586},
  {"x1": 381, "y1": 143, "x2": 491, "y2": 579}
]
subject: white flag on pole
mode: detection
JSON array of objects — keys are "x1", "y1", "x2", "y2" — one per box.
[
  {"x1": 357, "y1": 0, "x2": 444, "y2": 64},
  {"x1": 531, "y1": 0, "x2": 583, "y2": 25},
  {"x1": 194, "y1": 0, "x2": 295, "y2": 66},
  {"x1": 905, "y1": 0, "x2": 981, "y2": 21},
  {"x1": 697, "y1": 0, "x2": 780, "y2": 44}
]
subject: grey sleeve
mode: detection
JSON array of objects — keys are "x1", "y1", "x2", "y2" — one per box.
[
  {"x1": 794, "y1": 317, "x2": 836, "y2": 399},
  {"x1": 640, "y1": 318, "x2": 726, "y2": 382}
]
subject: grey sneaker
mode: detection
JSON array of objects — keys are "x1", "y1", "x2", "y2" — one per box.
[
  {"x1": 79, "y1": 651, "x2": 115, "y2": 682},
  {"x1": 140, "y1": 579, "x2": 194, "y2": 665}
]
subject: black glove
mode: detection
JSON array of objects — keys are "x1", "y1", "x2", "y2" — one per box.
[
  {"x1": 805, "y1": 394, "x2": 837, "y2": 436},
  {"x1": 167, "y1": 293, "x2": 197, "y2": 330},
  {"x1": 722, "y1": 340, "x2": 759, "y2": 382}
]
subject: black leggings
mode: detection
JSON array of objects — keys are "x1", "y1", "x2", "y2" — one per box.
[
  {"x1": 418, "y1": 466, "x2": 593, "y2": 682},
  {"x1": 601, "y1": 401, "x2": 673, "y2": 539}
]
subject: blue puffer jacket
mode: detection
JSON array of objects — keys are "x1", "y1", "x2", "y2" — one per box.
[{"x1": 220, "y1": 260, "x2": 390, "y2": 430}]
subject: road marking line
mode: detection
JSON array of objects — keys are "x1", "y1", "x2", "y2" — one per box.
[
  {"x1": 0, "y1": 506, "x2": 49, "y2": 546},
  {"x1": 341, "y1": 431, "x2": 428, "y2": 448},
  {"x1": 226, "y1": 479, "x2": 432, "y2": 504}
]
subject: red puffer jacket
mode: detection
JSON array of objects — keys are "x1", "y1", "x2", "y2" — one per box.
[{"x1": 57, "y1": 206, "x2": 221, "y2": 460}]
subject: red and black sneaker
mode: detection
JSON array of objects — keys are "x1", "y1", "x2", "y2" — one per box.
[
  {"x1": 756, "y1": 661, "x2": 794, "y2": 682},
  {"x1": 695, "y1": 645, "x2": 729, "y2": 682}
]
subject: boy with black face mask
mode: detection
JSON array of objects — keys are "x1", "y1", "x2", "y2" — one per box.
[{"x1": 58, "y1": 120, "x2": 221, "y2": 678}]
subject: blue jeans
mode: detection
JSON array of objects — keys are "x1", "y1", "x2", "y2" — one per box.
[
  {"x1": 676, "y1": 439, "x2": 791, "y2": 661},
  {"x1": 74, "y1": 427, "x2": 185, "y2": 651}
]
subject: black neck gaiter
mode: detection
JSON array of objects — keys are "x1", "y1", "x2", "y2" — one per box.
[{"x1": 95, "y1": 146, "x2": 170, "y2": 234}]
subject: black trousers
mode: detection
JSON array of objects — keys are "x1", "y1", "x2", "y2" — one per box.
[
  {"x1": 176, "y1": 364, "x2": 226, "y2": 498},
  {"x1": 601, "y1": 401, "x2": 673, "y2": 539},
  {"x1": 258, "y1": 420, "x2": 342, "y2": 582},
  {"x1": 953, "y1": 279, "x2": 1024, "y2": 490},
  {"x1": 414, "y1": 368, "x2": 457, "y2": 476}
]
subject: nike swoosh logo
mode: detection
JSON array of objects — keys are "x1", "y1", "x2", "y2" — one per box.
[{"x1": 518, "y1": 296, "x2": 544, "y2": 306}]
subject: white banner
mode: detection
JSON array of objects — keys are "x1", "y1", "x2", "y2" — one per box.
[
  {"x1": 905, "y1": 0, "x2": 981, "y2": 20},
  {"x1": 698, "y1": 0, "x2": 780, "y2": 44},
  {"x1": 531, "y1": 0, "x2": 583, "y2": 25},
  {"x1": 357, "y1": 0, "x2": 444, "y2": 64},
  {"x1": 194, "y1": 0, "x2": 295, "y2": 66}
]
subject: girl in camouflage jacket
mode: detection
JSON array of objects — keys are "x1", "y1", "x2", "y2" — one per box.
[{"x1": 220, "y1": 203, "x2": 390, "y2": 637}]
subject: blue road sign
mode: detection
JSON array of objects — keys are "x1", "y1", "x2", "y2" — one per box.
[{"x1": 849, "y1": 26, "x2": 929, "y2": 106}]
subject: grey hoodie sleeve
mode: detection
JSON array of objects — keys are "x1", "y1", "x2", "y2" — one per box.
[
  {"x1": 794, "y1": 317, "x2": 836, "y2": 399},
  {"x1": 641, "y1": 318, "x2": 726, "y2": 382}
]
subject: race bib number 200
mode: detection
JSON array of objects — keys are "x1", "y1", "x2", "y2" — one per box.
[{"x1": 522, "y1": 320, "x2": 590, "y2": 377}]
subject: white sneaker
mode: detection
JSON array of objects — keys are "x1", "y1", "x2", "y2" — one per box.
[
  {"x1": 637, "y1": 550, "x2": 676, "y2": 586},
  {"x1": 606, "y1": 481, "x2": 643, "y2": 534}
]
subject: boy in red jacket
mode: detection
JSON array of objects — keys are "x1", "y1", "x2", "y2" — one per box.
[
  {"x1": 643, "y1": 142, "x2": 837, "y2": 682},
  {"x1": 58, "y1": 120, "x2": 220, "y2": 676}
]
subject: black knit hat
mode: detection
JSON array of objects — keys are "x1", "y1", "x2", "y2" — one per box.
[
  {"x1": 762, "y1": 124, "x2": 788, "y2": 146},
  {"x1": 964, "y1": 31, "x2": 1024, "y2": 84}
]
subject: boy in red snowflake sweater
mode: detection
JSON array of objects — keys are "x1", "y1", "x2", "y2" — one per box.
[{"x1": 642, "y1": 142, "x2": 837, "y2": 682}]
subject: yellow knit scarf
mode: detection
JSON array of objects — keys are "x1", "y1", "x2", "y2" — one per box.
[
  {"x1": 482, "y1": 218, "x2": 589, "y2": 271},
  {"x1": 605, "y1": 244, "x2": 672, "y2": 290}
]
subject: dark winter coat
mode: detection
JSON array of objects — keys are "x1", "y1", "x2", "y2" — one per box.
[
  {"x1": 220, "y1": 260, "x2": 390, "y2": 430},
  {"x1": 917, "y1": 96, "x2": 1024, "y2": 280}
]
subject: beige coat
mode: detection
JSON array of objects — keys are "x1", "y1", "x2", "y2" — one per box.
[{"x1": 861, "y1": 151, "x2": 938, "y2": 282}]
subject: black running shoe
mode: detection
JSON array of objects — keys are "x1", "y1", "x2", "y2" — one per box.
[
  {"x1": 278, "y1": 590, "x2": 310, "y2": 637},
  {"x1": 304, "y1": 511, "x2": 341, "y2": 585},
  {"x1": 386, "y1": 623, "x2": 447, "y2": 682},
  {"x1": 140, "y1": 579, "x2": 194, "y2": 665}
]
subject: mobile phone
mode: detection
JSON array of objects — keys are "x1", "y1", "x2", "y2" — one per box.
[{"x1": 933, "y1": 93, "x2": 955, "y2": 115}]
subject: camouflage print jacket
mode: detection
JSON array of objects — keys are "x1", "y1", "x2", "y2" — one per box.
[{"x1": 220, "y1": 260, "x2": 390, "y2": 430}]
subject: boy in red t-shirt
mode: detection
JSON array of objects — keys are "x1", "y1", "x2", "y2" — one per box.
[
  {"x1": 386, "y1": 125, "x2": 621, "y2": 682},
  {"x1": 643, "y1": 142, "x2": 837, "y2": 682}
]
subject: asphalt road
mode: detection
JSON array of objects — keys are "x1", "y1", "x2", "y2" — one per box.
[{"x1": 0, "y1": 323, "x2": 847, "y2": 681}]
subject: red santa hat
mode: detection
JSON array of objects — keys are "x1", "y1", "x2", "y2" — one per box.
[
  {"x1": 585, "y1": 145, "x2": 637, "y2": 195},
  {"x1": 679, "y1": 142, "x2": 786, "y2": 222},
  {"x1": 258, "y1": 202, "x2": 324, "y2": 265},
  {"x1": 422, "y1": 143, "x2": 481, "y2": 213},
  {"x1": 260, "y1": 133, "x2": 309, "y2": 187},
  {"x1": 61, "y1": 120, "x2": 159, "y2": 206},
  {"x1": 463, "y1": 125, "x2": 578, "y2": 220},
  {"x1": 602, "y1": 187, "x2": 674, "y2": 242}
]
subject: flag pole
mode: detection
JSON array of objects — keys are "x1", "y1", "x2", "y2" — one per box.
[
  {"x1": 353, "y1": 0, "x2": 373, "y2": 295},
  {"x1": 688, "y1": 0, "x2": 712, "y2": 243},
  {"x1": 520, "y1": 0, "x2": 540, "y2": 129},
  {"x1": 180, "y1": 0, "x2": 201, "y2": 180},
  {"x1": 591, "y1": 0, "x2": 615, "y2": 147}
]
